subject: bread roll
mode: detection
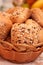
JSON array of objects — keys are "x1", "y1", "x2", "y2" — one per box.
[
  {"x1": 11, "y1": 19, "x2": 42, "y2": 52},
  {"x1": 0, "y1": 12, "x2": 12, "y2": 40}
]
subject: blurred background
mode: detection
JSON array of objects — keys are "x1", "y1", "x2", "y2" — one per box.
[
  {"x1": 0, "y1": 0, "x2": 14, "y2": 11},
  {"x1": 0, "y1": 0, "x2": 27, "y2": 11},
  {"x1": 0, "y1": 0, "x2": 30, "y2": 11},
  {"x1": 0, "y1": 0, "x2": 43, "y2": 11}
]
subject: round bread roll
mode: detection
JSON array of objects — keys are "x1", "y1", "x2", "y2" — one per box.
[
  {"x1": 6, "y1": 7, "x2": 31, "y2": 23},
  {"x1": 31, "y1": 8, "x2": 43, "y2": 27},
  {"x1": 0, "y1": 12, "x2": 12, "y2": 40},
  {"x1": 11, "y1": 19, "x2": 42, "y2": 52}
]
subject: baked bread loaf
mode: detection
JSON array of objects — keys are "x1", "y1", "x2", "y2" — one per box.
[
  {"x1": 6, "y1": 7, "x2": 31, "y2": 23},
  {"x1": 0, "y1": 12, "x2": 12, "y2": 40}
]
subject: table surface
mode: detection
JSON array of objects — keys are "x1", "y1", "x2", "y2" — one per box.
[{"x1": 0, "y1": 53, "x2": 43, "y2": 65}]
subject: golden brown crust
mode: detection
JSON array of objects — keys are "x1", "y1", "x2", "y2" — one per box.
[
  {"x1": 31, "y1": 8, "x2": 43, "y2": 27},
  {"x1": 0, "y1": 12, "x2": 12, "y2": 40},
  {"x1": 6, "y1": 8, "x2": 15, "y2": 14},
  {"x1": 6, "y1": 7, "x2": 31, "y2": 23},
  {"x1": 11, "y1": 19, "x2": 42, "y2": 52},
  {"x1": 38, "y1": 29, "x2": 43, "y2": 42}
]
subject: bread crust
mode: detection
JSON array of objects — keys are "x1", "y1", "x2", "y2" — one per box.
[
  {"x1": 6, "y1": 7, "x2": 31, "y2": 23},
  {"x1": 11, "y1": 19, "x2": 42, "y2": 52},
  {"x1": 31, "y1": 8, "x2": 43, "y2": 27},
  {"x1": 0, "y1": 12, "x2": 12, "y2": 40}
]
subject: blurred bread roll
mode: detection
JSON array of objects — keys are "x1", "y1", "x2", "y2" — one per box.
[
  {"x1": 31, "y1": 8, "x2": 43, "y2": 27},
  {"x1": 0, "y1": 12, "x2": 12, "y2": 40},
  {"x1": 6, "y1": 7, "x2": 31, "y2": 23}
]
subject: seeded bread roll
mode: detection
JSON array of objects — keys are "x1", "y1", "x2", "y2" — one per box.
[
  {"x1": 0, "y1": 12, "x2": 12, "y2": 40},
  {"x1": 6, "y1": 7, "x2": 31, "y2": 23},
  {"x1": 11, "y1": 19, "x2": 42, "y2": 52}
]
